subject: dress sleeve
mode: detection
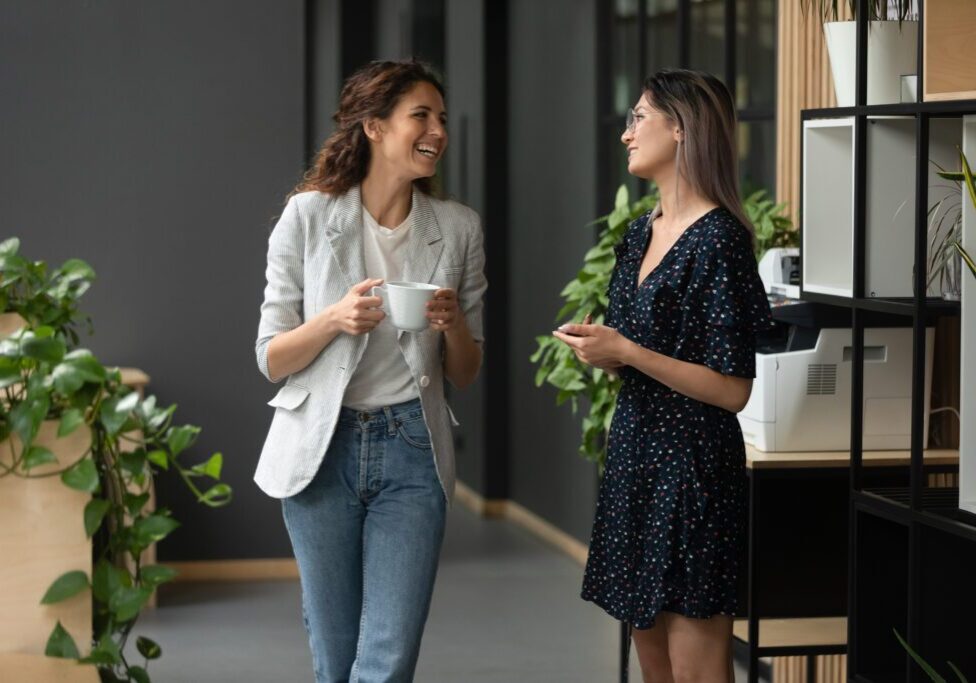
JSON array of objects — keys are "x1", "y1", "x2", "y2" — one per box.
[{"x1": 689, "y1": 223, "x2": 773, "y2": 378}]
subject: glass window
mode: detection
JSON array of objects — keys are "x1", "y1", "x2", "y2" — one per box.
[
  {"x1": 645, "y1": 0, "x2": 679, "y2": 77},
  {"x1": 736, "y1": 0, "x2": 777, "y2": 110},
  {"x1": 689, "y1": 0, "x2": 726, "y2": 80},
  {"x1": 738, "y1": 119, "x2": 776, "y2": 194}
]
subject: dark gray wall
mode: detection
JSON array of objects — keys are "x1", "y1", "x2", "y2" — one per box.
[
  {"x1": 0, "y1": 1, "x2": 306, "y2": 561},
  {"x1": 309, "y1": 0, "x2": 342, "y2": 154},
  {"x1": 507, "y1": 0, "x2": 601, "y2": 542},
  {"x1": 443, "y1": 0, "x2": 487, "y2": 495}
]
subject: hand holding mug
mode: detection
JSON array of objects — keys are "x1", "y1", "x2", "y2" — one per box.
[
  {"x1": 330, "y1": 278, "x2": 386, "y2": 335},
  {"x1": 427, "y1": 288, "x2": 463, "y2": 333}
]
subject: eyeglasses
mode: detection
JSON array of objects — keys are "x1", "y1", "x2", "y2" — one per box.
[{"x1": 625, "y1": 108, "x2": 665, "y2": 133}]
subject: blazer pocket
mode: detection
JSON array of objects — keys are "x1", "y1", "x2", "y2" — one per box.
[
  {"x1": 440, "y1": 263, "x2": 464, "y2": 276},
  {"x1": 267, "y1": 383, "x2": 310, "y2": 410}
]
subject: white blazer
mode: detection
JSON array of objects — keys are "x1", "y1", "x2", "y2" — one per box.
[{"x1": 254, "y1": 186, "x2": 487, "y2": 499}]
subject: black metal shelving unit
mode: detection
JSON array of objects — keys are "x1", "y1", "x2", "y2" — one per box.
[{"x1": 798, "y1": 1, "x2": 976, "y2": 680}]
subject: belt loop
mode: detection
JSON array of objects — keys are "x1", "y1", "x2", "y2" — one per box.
[{"x1": 383, "y1": 405, "x2": 397, "y2": 436}]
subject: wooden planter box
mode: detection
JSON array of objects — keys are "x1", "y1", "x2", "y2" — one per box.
[{"x1": 0, "y1": 421, "x2": 93, "y2": 657}]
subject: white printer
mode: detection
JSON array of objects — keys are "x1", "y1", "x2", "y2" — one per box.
[{"x1": 738, "y1": 248, "x2": 933, "y2": 452}]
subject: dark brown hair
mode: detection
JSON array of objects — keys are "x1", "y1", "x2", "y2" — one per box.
[
  {"x1": 643, "y1": 68, "x2": 752, "y2": 235},
  {"x1": 291, "y1": 60, "x2": 444, "y2": 198}
]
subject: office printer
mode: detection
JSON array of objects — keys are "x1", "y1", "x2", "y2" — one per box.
[{"x1": 738, "y1": 248, "x2": 933, "y2": 452}]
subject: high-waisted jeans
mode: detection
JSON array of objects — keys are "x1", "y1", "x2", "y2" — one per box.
[{"x1": 282, "y1": 398, "x2": 446, "y2": 683}]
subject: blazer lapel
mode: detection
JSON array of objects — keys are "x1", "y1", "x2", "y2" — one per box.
[
  {"x1": 397, "y1": 190, "x2": 444, "y2": 342},
  {"x1": 400, "y1": 189, "x2": 444, "y2": 286},
  {"x1": 325, "y1": 186, "x2": 367, "y2": 288}
]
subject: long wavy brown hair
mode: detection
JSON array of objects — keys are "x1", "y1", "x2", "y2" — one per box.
[{"x1": 291, "y1": 60, "x2": 445, "y2": 199}]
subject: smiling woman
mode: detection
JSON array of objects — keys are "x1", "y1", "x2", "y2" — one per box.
[{"x1": 254, "y1": 59, "x2": 487, "y2": 683}]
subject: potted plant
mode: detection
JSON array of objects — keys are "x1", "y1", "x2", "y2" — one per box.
[
  {"x1": 799, "y1": 0, "x2": 917, "y2": 107},
  {"x1": 0, "y1": 237, "x2": 232, "y2": 683},
  {"x1": 895, "y1": 629, "x2": 969, "y2": 682},
  {"x1": 529, "y1": 186, "x2": 795, "y2": 466},
  {"x1": 929, "y1": 151, "x2": 976, "y2": 299}
]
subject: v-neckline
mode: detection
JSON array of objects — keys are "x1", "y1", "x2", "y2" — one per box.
[{"x1": 635, "y1": 207, "x2": 721, "y2": 290}]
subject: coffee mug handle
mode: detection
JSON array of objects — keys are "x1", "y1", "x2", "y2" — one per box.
[{"x1": 370, "y1": 285, "x2": 387, "y2": 313}]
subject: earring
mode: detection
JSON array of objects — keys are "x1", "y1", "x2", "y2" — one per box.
[{"x1": 674, "y1": 138, "x2": 682, "y2": 212}]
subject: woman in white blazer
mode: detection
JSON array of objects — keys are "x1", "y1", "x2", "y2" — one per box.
[{"x1": 254, "y1": 60, "x2": 487, "y2": 683}]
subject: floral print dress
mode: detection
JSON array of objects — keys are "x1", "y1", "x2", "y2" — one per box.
[{"x1": 581, "y1": 207, "x2": 773, "y2": 629}]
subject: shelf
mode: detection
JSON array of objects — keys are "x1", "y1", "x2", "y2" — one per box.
[
  {"x1": 855, "y1": 487, "x2": 976, "y2": 542},
  {"x1": 801, "y1": 117, "x2": 961, "y2": 299},
  {"x1": 747, "y1": 447, "x2": 958, "y2": 471},
  {"x1": 799, "y1": 290, "x2": 961, "y2": 319},
  {"x1": 802, "y1": 100, "x2": 976, "y2": 119},
  {"x1": 733, "y1": 617, "x2": 847, "y2": 654}
]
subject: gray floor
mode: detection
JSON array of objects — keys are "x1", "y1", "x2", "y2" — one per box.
[{"x1": 135, "y1": 505, "x2": 749, "y2": 682}]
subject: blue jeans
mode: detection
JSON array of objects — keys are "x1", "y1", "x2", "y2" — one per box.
[{"x1": 282, "y1": 398, "x2": 447, "y2": 683}]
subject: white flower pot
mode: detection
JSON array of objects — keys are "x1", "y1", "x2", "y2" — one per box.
[{"x1": 824, "y1": 20, "x2": 918, "y2": 107}]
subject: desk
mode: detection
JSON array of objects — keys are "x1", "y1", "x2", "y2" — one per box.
[{"x1": 738, "y1": 446, "x2": 958, "y2": 683}]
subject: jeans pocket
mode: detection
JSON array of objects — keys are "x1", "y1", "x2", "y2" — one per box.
[{"x1": 396, "y1": 416, "x2": 432, "y2": 450}]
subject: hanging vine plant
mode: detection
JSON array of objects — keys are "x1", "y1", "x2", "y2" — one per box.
[{"x1": 0, "y1": 237, "x2": 232, "y2": 683}]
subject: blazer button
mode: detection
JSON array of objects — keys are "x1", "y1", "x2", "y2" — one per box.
[{"x1": 419, "y1": 375, "x2": 430, "y2": 388}]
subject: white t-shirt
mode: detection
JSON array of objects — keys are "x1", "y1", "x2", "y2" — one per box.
[{"x1": 342, "y1": 205, "x2": 420, "y2": 410}]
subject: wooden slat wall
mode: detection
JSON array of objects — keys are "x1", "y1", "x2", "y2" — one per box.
[
  {"x1": 773, "y1": 655, "x2": 848, "y2": 682},
  {"x1": 775, "y1": 0, "x2": 849, "y2": 224}
]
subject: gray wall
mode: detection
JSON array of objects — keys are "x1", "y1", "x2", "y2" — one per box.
[
  {"x1": 443, "y1": 0, "x2": 488, "y2": 495},
  {"x1": 309, "y1": 0, "x2": 342, "y2": 154},
  {"x1": 507, "y1": 0, "x2": 601, "y2": 542},
  {"x1": 0, "y1": 0, "x2": 306, "y2": 561}
]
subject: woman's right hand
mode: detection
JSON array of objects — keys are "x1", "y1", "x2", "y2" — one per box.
[{"x1": 327, "y1": 278, "x2": 386, "y2": 335}]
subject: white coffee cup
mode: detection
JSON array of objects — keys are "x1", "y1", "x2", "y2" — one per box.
[{"x1": 372, "y1": 281, "x2": 440, "y2": 332}]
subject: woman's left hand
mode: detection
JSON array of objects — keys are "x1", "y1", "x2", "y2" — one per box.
[
  {"x1": 552, "y1": 323, "x2": 630, "y2": 368},
  {"x1": 427, "y1": 288, "x2": 464, "y2": 333}
]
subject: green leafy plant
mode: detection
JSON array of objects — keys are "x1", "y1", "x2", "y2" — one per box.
[
  {"x1": 799, "y1": 0, "x2": 914, "y2": 23},
  {"x1": 936, "y1": 151, "x2": 976, "y2": 282},
  {"x1": 0, "y1": 237, "x2": 232, "y2": 682},
  {"x1": 744, "y1": 189, "x2": 797, "y2": 263},
  {"x1": 529, "y1": 186, "x2": 792, "y2": 467},
  {"x1": 529, "y1": 185, "x2": 658, "y2": 466},
  {"x1": 894, "y1": 629, "x2": 969, "y2": 682}
]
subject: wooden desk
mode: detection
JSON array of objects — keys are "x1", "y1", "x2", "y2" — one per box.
[{"x1": 737, "y1": 446, "x2": 958, "y2": 683}]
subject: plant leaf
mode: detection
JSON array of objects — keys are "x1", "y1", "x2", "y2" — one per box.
[
  {"x1": 133, "y1": 514, "x2": 180, "y2": 548},
  {"x1": 109, "y1": 585, "x2": 152, "y2": 622},
  {"x1": 83, "y1": 498, "x2": 111, "y2": 538},
  {"x1": 44, "y1": 621, "x2": 80, "y2": 659},
  {"x1": 199, "y1": 483, "x2": 233, "y2": 506},
  {"x1": 41, "y1": 570, "x2": 89, "y2": 604},
  {"x1": 57, "y1": 408, "x2": 85, "y2": 437},
  {"x1": 894, "y1": 629, "x2": 947, "y2": 683},
  {"x1": 166, "y1": 425, "x2": 199, "y2": 458},
  {"x1": 92, "y1": 558, "x2": 123, "y2": 603},
  {"x1": 136, "y1": 635, "x2": 162, "y2": 660},
  {"x1": 61, "y1": 458, "x2": 99, "y2": 493},
  {"x1": 23, "y1": 445, "x2": 57, "y2": 470},
  {"x1": 191, "y1": 452, "x2": 223, "y2": 480},
  {"x1": 147, "y1": 449, "x2": 169, "y2": 470},
  {"x1": 129, "y1": 666, "x2": 152, "y2": 683},
  {"x1": 141, "y1": 564, "x2": 178, "y2": 588}
]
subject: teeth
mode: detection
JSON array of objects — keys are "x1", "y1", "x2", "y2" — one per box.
[{"x1": 417, "y1": 145, "x2": 437, "y2": 157}]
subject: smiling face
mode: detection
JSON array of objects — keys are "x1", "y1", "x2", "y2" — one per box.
[
  {"x1": 621, "y1": 92, "x2": 682, "y2": 181},
  {"x1": 365, "y1": 81, "x2": 447, "y2": 182}
]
